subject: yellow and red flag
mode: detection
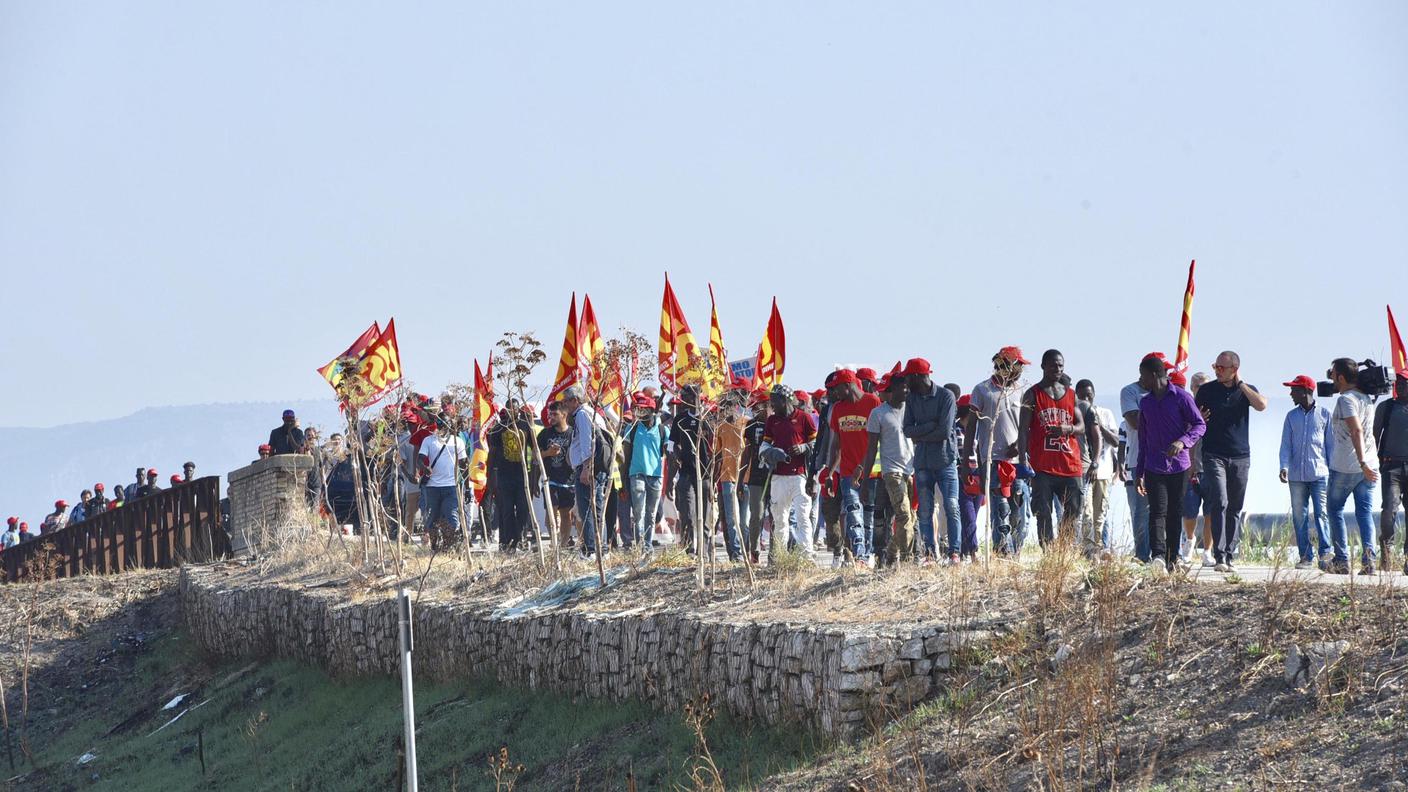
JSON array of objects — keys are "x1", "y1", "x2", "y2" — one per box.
[
  {"x1": 1172, "y1": 260, "x2": 1196, "y2": 382},
  {"x1": 579, "y1": 294, "x2": 625, "y2": 409},
  {"x1": 547, "y1": 294, "x2": 580, "y2": 403},
  {"x1": 1389, "y1": 305, "x2": 1407, "y2": 375},
  {"x1": 754, "y1": 298, "x2": 786, "y2": 389},
  {"x1": 317, "y1": 321, "x2": 381, "y2": 390},
  {"x1": 357, "y1": 318, "x2": 404, "y2": 405},
  {"x1": 468, "y1": 355, "x2": 495, "y2": 502},
  {"x1": 706, "y1": 284, "x2": 728, "y2": 398},
  {"x1": 658, "y1": 275, "x2": 701, "y2": 392}
]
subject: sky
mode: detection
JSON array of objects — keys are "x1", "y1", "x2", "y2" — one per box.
[{"x1": 2, "y1": 2, "x2": 1405, "y2": 512}]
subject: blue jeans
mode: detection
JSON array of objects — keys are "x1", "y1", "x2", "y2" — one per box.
[
  {"x1": 1288, "y1": 479, "x2": 1330, "y2": 563},
  {"x1": 838, "y1": 477, "x2": 869, "y2": 559},
  {"x1": 629, "y1": 474, "x2": 662, "y2": 547},
  {"x1": 575, "y1": 469, "x2": 610, "y2": 554},
  {"x1": 1328, "y1": 469, "x2": 1377, "y2": 565},
  {"x1": 1125, "y1": 481, "x2": 1151, "y2": 562},
  {"x1": 423, "y1": 485, "x2": 461, "y2": 534},
  {"x1": 720, "y1": 481, "x2": 742, "y2": 559},
  {"x1": 985, "y1": 467, "x2": 1030, "y2": 555},
  {"x1": 916, "y1": 465, "x2": 960, "y2": 557}
]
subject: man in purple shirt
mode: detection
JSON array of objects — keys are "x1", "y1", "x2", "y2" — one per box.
[{"x1": 1135, "y1": 354, "x2": 1207, "y2": 572}]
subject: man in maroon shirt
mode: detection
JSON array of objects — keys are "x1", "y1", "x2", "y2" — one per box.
[{"x1": 762, "y1": 385, "x2": 818, "y2": 563}]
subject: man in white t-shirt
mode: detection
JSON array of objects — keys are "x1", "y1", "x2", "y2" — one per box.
[
  {"x1": 419, "y1": 428, "x2": 467, "y2": 545},
  {"x1": 1076, "y1": 380, "x2": 1118, "y2": 555},
  {"x1": 1325, "y1": 358, "x2": 1380, "y2": 575},
  {"x1": 859, "y1": 374, "x2": 915, "y2": 565}
]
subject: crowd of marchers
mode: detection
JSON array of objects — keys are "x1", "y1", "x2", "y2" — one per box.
[{"x1": 254, "y1": 348, "x2": 1408, "y2": 577}]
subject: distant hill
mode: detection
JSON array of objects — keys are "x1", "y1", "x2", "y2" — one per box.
[{"x1": 0, "y1": 400, "x2": 344, "y2": 525}]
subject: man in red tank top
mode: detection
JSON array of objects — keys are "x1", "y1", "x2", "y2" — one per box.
[{"x1": 1018, "y1": 350, "x2": 1086, "y2": 549}]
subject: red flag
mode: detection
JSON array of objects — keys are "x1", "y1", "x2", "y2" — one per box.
[
  {"x1": 706, "y1": 284, "x2": 729, "y2": 399},
  {"x1": 1173, "y1": 260, "x2": 1195, "y2": 380},
  {"x1": 469, "y1": 355, "x2": 495, "y2": 502},
  {"x1": 354, "y1": 319, "x2": 403, "y2": 407},
  {"x1": 1390, "y1": 305, "x2": 1407, "y2": 376},
  {"x1": 754, "y1": 298, "x2": 786, "y2": 389},
  {"x1": 658, "y1": 275, "x2": 701, "y2": 392},
  {"x1": 548, "y1": 294, "x2": 580, "y2": 403},
  {"x1": 579, "y1": 294, "x2": 624, "y2": 409}
]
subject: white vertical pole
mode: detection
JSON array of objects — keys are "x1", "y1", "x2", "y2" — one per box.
[{"x1": 398, "y1": 587, "x2": 419, "y2": 792}]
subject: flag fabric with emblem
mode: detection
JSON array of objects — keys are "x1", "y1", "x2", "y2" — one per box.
[
  {"x1": 317, "y1": 321, "x2": 381, "y2": 391},
  {"x1": 1172, "y1": 260, "x2": 1196, "y2": 380},
  {"x1": 579, "y1": 295, "x2": 624, "y2": 409},
  {"x1": 705, "y1": 284, "x2": 728, "y2": 399},
  {"x1": 469, "y1": 355, "x2": 495, "y2": 502},
  {"x1": 754, "y1": 298, "x2": 786, "y2": 388},
  {"x1": 547, "y1": 294, "x2": 580, "y2": 403},
  {"x1": 658, "y1": 275, "x2": 701, "y2": 392}
]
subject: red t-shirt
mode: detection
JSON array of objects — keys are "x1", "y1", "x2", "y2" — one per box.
[
  {"x1": 829, "y1": 394, "x2": 882, "y2": 476},
  {"x1": 763, "y1": 410, "x2": 818, "y2": 477}
]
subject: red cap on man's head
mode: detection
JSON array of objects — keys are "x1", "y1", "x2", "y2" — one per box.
[
  {"x1": 632, "y1": 393, "x2": 658, "y2": 410},
  {"x1": 147, "y1": 468, "x2": 157, "y2": 476},
  {"x1": 6, "y1": 517, "x2": 15, "y2": 525},
  {"x1": 902, "y1": 358, "x2": 932, "y2": 377},
  {"x1": 796, "y1": 390, "x2": 812, "y2": 403},
  {"x1": 957, "y1": 394, "x2": 972, "y2": 409},
  {"x1": 258, "y1": 443, "x2": 273, "y2": 452},
  {"x1": 170, "y1": 474, "x2": 183, "y2": 484},
  {"x1": 749, "y1": 388, "x2": 769, "y2": 406},
  {"x1": 811, "y1": 389, "x2": 826, "y2": 401},
  {"x1": 95, "y1": 483, "x2": 105, "y2": 491},
  {"x1": 1169, "y1": 370, "x2": 1187, "y2": 388},
  {"x1": 1283, "y1": 375, "x2": 1316, "y2": 391},
  {"x1": 55, "y1": 499, "x2": 67, "y2": 508},
  {"x1": 997, "y1": 346, "x2": 1031, "y2": 365},
  {"x1": 832, "y1": 369, "x2": 860, "y2": 387},
  {"x1": 856, "y1": 368, "x2": 878, "y2": 384}
]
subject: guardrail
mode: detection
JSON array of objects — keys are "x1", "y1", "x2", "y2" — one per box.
[{"x1": 2, "y1": 476, "x2": 228, "y2": 583}]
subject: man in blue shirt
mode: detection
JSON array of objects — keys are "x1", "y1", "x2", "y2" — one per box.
[
  {"x1": 1278, "y1": 375, "x2": 1333, "y2": 570},
  {"x1": 563, "y1": 385, "x2": 609, "y2": 559}
]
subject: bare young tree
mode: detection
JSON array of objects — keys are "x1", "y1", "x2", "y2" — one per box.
[{"x1": 493, "y1": 331, "x2": 550, "y2": 574}]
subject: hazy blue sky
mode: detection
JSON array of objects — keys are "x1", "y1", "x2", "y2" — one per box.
[{"x1": 2, "y1": 2, "x2": 1405, "y2": 511}]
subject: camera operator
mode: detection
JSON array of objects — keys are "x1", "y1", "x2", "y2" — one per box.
[
  {"x1": 1325, "y1": 358, "x2": 1380, "y2": 575},
  {"x1": 1374, "y1": 371, "x2": 1408, "y2": 574}
]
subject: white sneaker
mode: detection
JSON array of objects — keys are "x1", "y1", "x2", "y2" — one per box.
[
  {"x1": 1201, "y1": 549, "x2": 1215, "y2": 568},
  {"x1": 1213, "y1": 562, "x2": 1229, "y2": 573},
  {"x1": 831, "y1": 554, "x2": 843, "y2": 570}
]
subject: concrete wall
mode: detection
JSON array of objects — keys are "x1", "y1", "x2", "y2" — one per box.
[
  {"x1": 226, "y1": 454, "x2": 314, "y2": 556},
  {"x1": 181, "y1": 568, "x2": 999, "y2": 739}
]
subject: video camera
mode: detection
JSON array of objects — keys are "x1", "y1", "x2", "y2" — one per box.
[{"x1": 1316, "y1": 359, "x2": 1394, "y2": 399}]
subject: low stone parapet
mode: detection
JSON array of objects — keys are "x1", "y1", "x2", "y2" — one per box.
[
  {"x1": 180, "y1": 567, "x2": 999, "y2": 739},
  {"x1": 226, "y1": 454, "x2": 314, "y2": 555}
]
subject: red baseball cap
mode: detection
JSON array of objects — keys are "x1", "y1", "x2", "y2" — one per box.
[
  {"x1": 796, "y1": 391, "x2": 812, "y2": 403},
  {"x1": 95, "y1": 483, "x2": 105, "y2": 491},
  {"x1": 855, "y1": 368, "x2": 878, "y2": 384},
  {"x1": 811, "y1": 389, "x2": 826, "y2": 401},
  {"x1": 55, "y1": 499, "x2": 67, "y2": 508},
  {"x1": 902, "y1": 358, "x2": 932, "y2": 377},
  {"x1": 258, "y1": 443, "x2": 273, "y2": 452},
  {"x1": 749, "y1": 388, "x2": 769, "y2": 406},
  {"x1": 957, "y1": 394, "x2": 972, "y2": 409},
  {"x1": 170, "y1": 474, "x2": 183, "y2": 484},
  {"x1": 997, "y1": 346, "x2": 1031, "y2": 365},
  {"x1": 6, "y1": 517, "x2": 15, "y2": 525},
  {"x1": 1283, "y1": 375, "x2": 1316, "y2": 390},
  {"x1": 632, "y1": 393, "x2": 658, "y2": 410},
  {"x1": 832, "y1": 369, "x2": 860, "y2": 387},
  {"x1": 147, "y1": 468, "x2": 157, "y2": 476}
]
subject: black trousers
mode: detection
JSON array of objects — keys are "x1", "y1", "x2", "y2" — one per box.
[
  {"x1": 1145, "y1": 470, "x2": 1190, "y2": 567},
  {"x1": 495, "y1": 470, "x2": 530, "y2": 549},
  {"x1": 1032, "y1": 472, "x2": 1083, "y2": 549}
]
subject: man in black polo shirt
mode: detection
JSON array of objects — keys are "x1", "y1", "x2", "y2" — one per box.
[{"x1": 1195, "y1": 350, "x2": 1269, "y2": 570}]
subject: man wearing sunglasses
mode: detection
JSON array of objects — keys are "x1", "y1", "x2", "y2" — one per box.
[{"x1": 1194, "y1": 351, "x2": 1268, "y2": 572}]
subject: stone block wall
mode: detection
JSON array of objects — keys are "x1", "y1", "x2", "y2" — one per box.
[
  {"x1": 181, "y1": 568, "x2": 1000, "y2": 739},
  {"x1": 226, "y1": 454, "x2": 314, "y2": 556}
]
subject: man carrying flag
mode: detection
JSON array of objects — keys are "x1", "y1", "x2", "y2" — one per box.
[{"x1": 1377, "y1": 307, "x2": 1408, "y2": 573}]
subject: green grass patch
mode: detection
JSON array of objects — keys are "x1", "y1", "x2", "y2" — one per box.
[{"x1": 23, "y1": 630, "x2": 825, "y2": 791}]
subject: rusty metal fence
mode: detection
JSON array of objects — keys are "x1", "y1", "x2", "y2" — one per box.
[{"x1": 2, "y1": 476, "x2": 228, "y2": 583}]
